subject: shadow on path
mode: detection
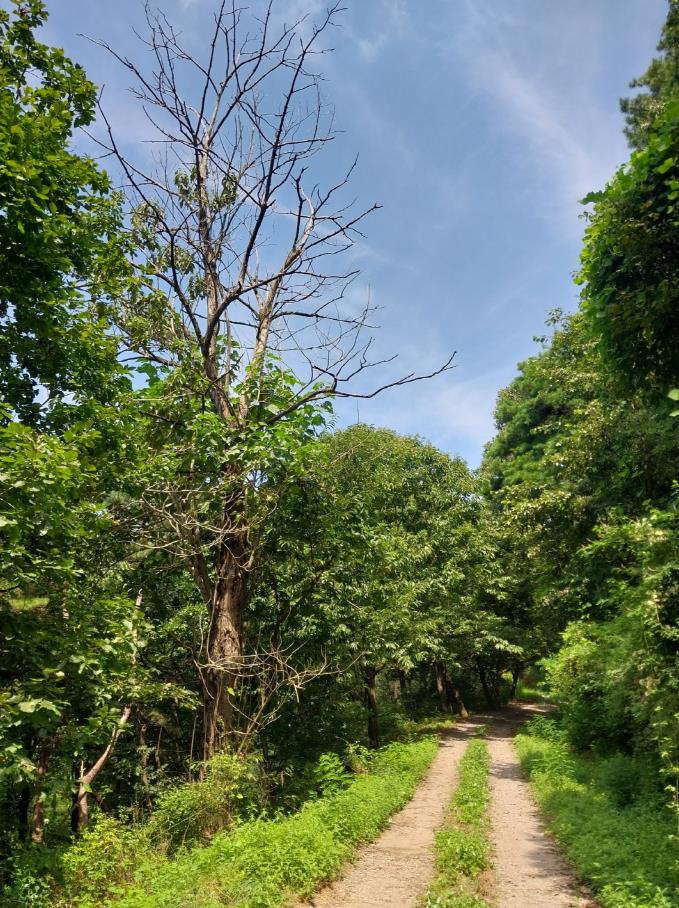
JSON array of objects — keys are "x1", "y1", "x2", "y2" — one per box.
[{"x1": 487, "y1": 702, "x2": 598, "y2": 908}]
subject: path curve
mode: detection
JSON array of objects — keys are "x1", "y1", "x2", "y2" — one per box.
[
  {"x1": 488, "y1": 705, "x2": 597, "y2": 908},
  {"x1": 305, "y1": 718, "x2": 485, "y2": 908}
]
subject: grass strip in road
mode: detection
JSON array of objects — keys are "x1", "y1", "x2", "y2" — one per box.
[
  {"x1": 423, "y1": 730, "x2": 492, "y2": 908},
  {"x1": 516, "y1": 716, "x2": 679, "y2": 908},
  {"x1": 64, "y1": 735, "x2": 440, "y2": 908}
]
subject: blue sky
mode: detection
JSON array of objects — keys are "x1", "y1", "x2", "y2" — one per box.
[{"x1": 40, "y1": 0, "x2": 667, "y2": 466}]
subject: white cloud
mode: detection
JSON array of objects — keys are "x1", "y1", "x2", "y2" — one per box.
[
  {"x1": 354, "y1": 0, "x2": 409, "y2": 61},
  {"x1": 453, "y1": 0, "x2": 627, "y2": 234},
  {"x1": 334, "y1": 367, "x2": 503, "y2": 466},
  {"x1": 427, "y1": 375, "x2": 500, "y2": 453}
]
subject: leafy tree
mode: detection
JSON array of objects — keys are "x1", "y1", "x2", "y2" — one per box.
[
  {"x1": 250, "y1": 425, "x2": 481, "y2": 749},
  {"x1": 481, "y1": 308, "x2": 676, "y2": 716},
  {"x1": 545, "y1": 505, "x2": 679, "y2": 801},
  {"x1": 0, "y1": 0, "x2": 129, "y2": 425},
  {"x1": 579, "y1": 103, "x2": 679, "y2": 395},
  {"x1": 0, "y1": 0, "x2": 143, "y2": 861},
  {"x1": 93, "y1": 2, "x2": 451, "y2": 758},
  {"x1": 621, "y1": 0, "x2": 679, "y2": 149}
]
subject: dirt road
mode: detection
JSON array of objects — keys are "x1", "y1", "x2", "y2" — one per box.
[
  {"x1": 304, "y1": 705, "x2": 594, "y2": 908},
  {"x1": 487, "y1": 706, "x2": 595, "y2": 908},
  {"x1": 306, "y1": 718, "x2": 486, "y2": 908}
]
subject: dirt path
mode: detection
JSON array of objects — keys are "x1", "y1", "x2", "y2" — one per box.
[
  {"x1": 304, "y1": 706, "x2": 596, "y2": 908},
  {"x1": 488, "y1": 705, "x2": 596, "y2": 908},
  {"x1": 305, "y1": 717, "x2": 486, "y2": 908}
]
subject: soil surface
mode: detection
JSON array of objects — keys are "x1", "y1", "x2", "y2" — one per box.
[
  {"x1": 305, "y1": 716, "x2": 487, "y2": 908},
  {"x1": 488, "y1": 704, "x2": 597, "y2": 908}
]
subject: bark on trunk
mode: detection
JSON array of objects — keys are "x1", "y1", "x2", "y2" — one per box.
[
  {"x1": 74, "y1": 706, "x2": 132, "y2": 832},
  {"x1": 137, "y1": 718, "x2": 153, "y2": 812},
  {"x1": 30, "y1": 742, "x2": 50, "y2": 844},
  {"x1": 204, "y1": 535, "x2": 247, "y2": 759},
  {"x1": 390, "y1": 674, "x2": 402, "y2": 701},
  {"x1": 448, "y1": 682, "x2": 469, "y2": 718},
  {"x1": 476, "y1": 657, "x2": 498, "y2": 709},
  {"x1": 363, "y1": 666, "x2": 380, "y2": 749},
  {"x1": 510, "y1": 665, "x2": 522, "y2": 700},
  {"x1": 435, "y1": 662, "x2": 453, "y2": 714},
  {"x1": 17, "y1": 785, "x2": 30, "y2": 843}
]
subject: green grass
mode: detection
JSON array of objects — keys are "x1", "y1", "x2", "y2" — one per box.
[
  {"x1": 424, "y1": 731, "x2": 491, "y2": 908},
  {"x1": 60, "y1": 736, "x2": 440, "y2": 908},
  {"x1": 514, "y1": 680, "x2": 550, "y2": 702},
  {"x1": 516, "y1": 718, "x2": 679, "y2": 908}
]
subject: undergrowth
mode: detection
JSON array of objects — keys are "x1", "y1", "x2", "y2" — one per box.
[
  {"x1": 424, "y1": 729, "x2": 491, "y2": 908},
  {"x1": 516, "y1": 716, "x2": 679, "y2": 908},
  {"x1": 57, "y1": 735, "x2": 440, "y2": 908},
  {"x1": 514, "y1": 680, "x2": 549, "y2": 702}
]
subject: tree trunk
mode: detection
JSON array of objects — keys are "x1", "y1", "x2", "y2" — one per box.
[
  {"x1": 363, "y1": 666, "x2": 380, "y2": 749},
  {"x1": 448, "y1": 682, "x2": 469, "y2": 718},
  {"x1": 74, "y1": 706, "x2": 132, "y2": 832},
  {"x1": 137, "y1": 717, "x2": 153, "y2": 813},
  {"x1": 390, "y1": 672, "x2": 402, "y2": 701},
  {"x1": 434, "y1": 662, "x2": 453, "y2": 714},
  {"x1": 70, "y1": 763, "x2": 80, "y2": 835},
  {"x1": 30, "y1": 742, "x2": 50, "y2": 844},
  {"x1": 476, "y1": 657, "x2": 498, "y2": 709},
  {"x1": 510, "y1": 665, "x2": 522, "y2": 700},
  {"x1": 204, "y1": 534, "x2": 247, "y2": 759},
  {"x1": 17, "y1": 784, "x2": 30, "y2": 843}
]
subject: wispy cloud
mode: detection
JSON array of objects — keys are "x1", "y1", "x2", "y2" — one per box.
[
  {"x1": 353, "y1": 0, "x2": 409, "y2": 61},
  {"x1": 336, "y1": 368, "x2": 503, "y2": 466},
  {"x1": 453, "y1": 0, "x2": 626, "y2": 234}
]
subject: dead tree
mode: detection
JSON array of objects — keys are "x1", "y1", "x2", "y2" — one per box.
[{"x1": 94, "y1": 1, "x2": 454, "y2": 758}]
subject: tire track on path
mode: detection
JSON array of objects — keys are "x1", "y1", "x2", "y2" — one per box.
[
  {"x1": 487, "y1": 705, "x2": 597, "y2": 908},
  {"x1": 304, "y1": 717, "x2": 486, "y2": 908}
]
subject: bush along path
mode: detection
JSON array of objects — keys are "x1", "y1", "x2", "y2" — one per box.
[
  {"x1": 424, "y1": 729, "x2": 493, "y2": 908},
  {"x1": 305, "y1": 718, "x2": 489, "y2": 908},
  {"x1": 487, "y1": 705, "x2": 596, "y2": 908},
  {"x1": 58, "y1": 737, "x2": 440, "y2": 908},
  {"x1": 516, "y1": 716, "x2": 679, "y2": 908}
]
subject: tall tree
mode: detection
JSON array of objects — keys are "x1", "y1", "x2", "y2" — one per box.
[
  {"x1": 621, "y1": 0, "x2": 679, "y2": 149},
  {"x1": 97, "y1": 2, "x2": 452, "y2": 756},
  {"x1": 0, "y1": 0, "x2": 144, "y2": 852},
  {"x1": 0, "y1": 0, "x2": 128, "y2": 426},
  {"x1": 580, "y1": 103, "x2": 679, "y2": 396}
]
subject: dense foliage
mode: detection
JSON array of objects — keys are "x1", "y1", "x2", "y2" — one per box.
[
  {"x1": 481, "y1": 0, "x2": 679, "y2": 858},
  {"x1": 517, "y1": 717, "x2": 679, "y2": 907},
  {"x1": 0, "y1": 3, "x2": 514, "y2": 903}
]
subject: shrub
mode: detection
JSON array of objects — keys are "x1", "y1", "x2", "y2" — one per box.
[
  {"x1": 64, "y1": 736, "x2": 438, "y2": 908},
  {"x1": 0, "y1": 865, "x2": 52, "y2": 908},
  {"x1": 516, "y1": 723, "x2": 679, "y2": 908},
  {"x1": 312, "y1": 752, "x2": 350, "y2": 796},
  {"x1": 148, "y1": 752, "x2": 263, "y2": 851},
  {"x1": 59, "y1": 816, "x2": 148, "y2": 906},
  {"x1": 0, "y1": 839, "x2": 64, "y2": 908},
  {"x1": 543, "y1": 621, "x2": 635, "y2": 753}
]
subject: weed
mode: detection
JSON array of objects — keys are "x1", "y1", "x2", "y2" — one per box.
[
  {"x1": 423, "y1": 736, "x2": 491, "y2": 908},
  {"x1": 516, "y1": 724, "x2": 679, "y2": 908},
  {"x1": 61, "y1": 736, "x2": 439, "y2": 908}
]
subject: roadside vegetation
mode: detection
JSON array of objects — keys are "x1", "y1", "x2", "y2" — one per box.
[
  {"x1": 424, "y1": 732, "x2": 491, "y2": 908},
  {"x1": 55, "y1": 736, "x2": 439, "y2": 908},
  {"x1": 517, "y1": 717, "x2": 679, "y2": 908}
]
